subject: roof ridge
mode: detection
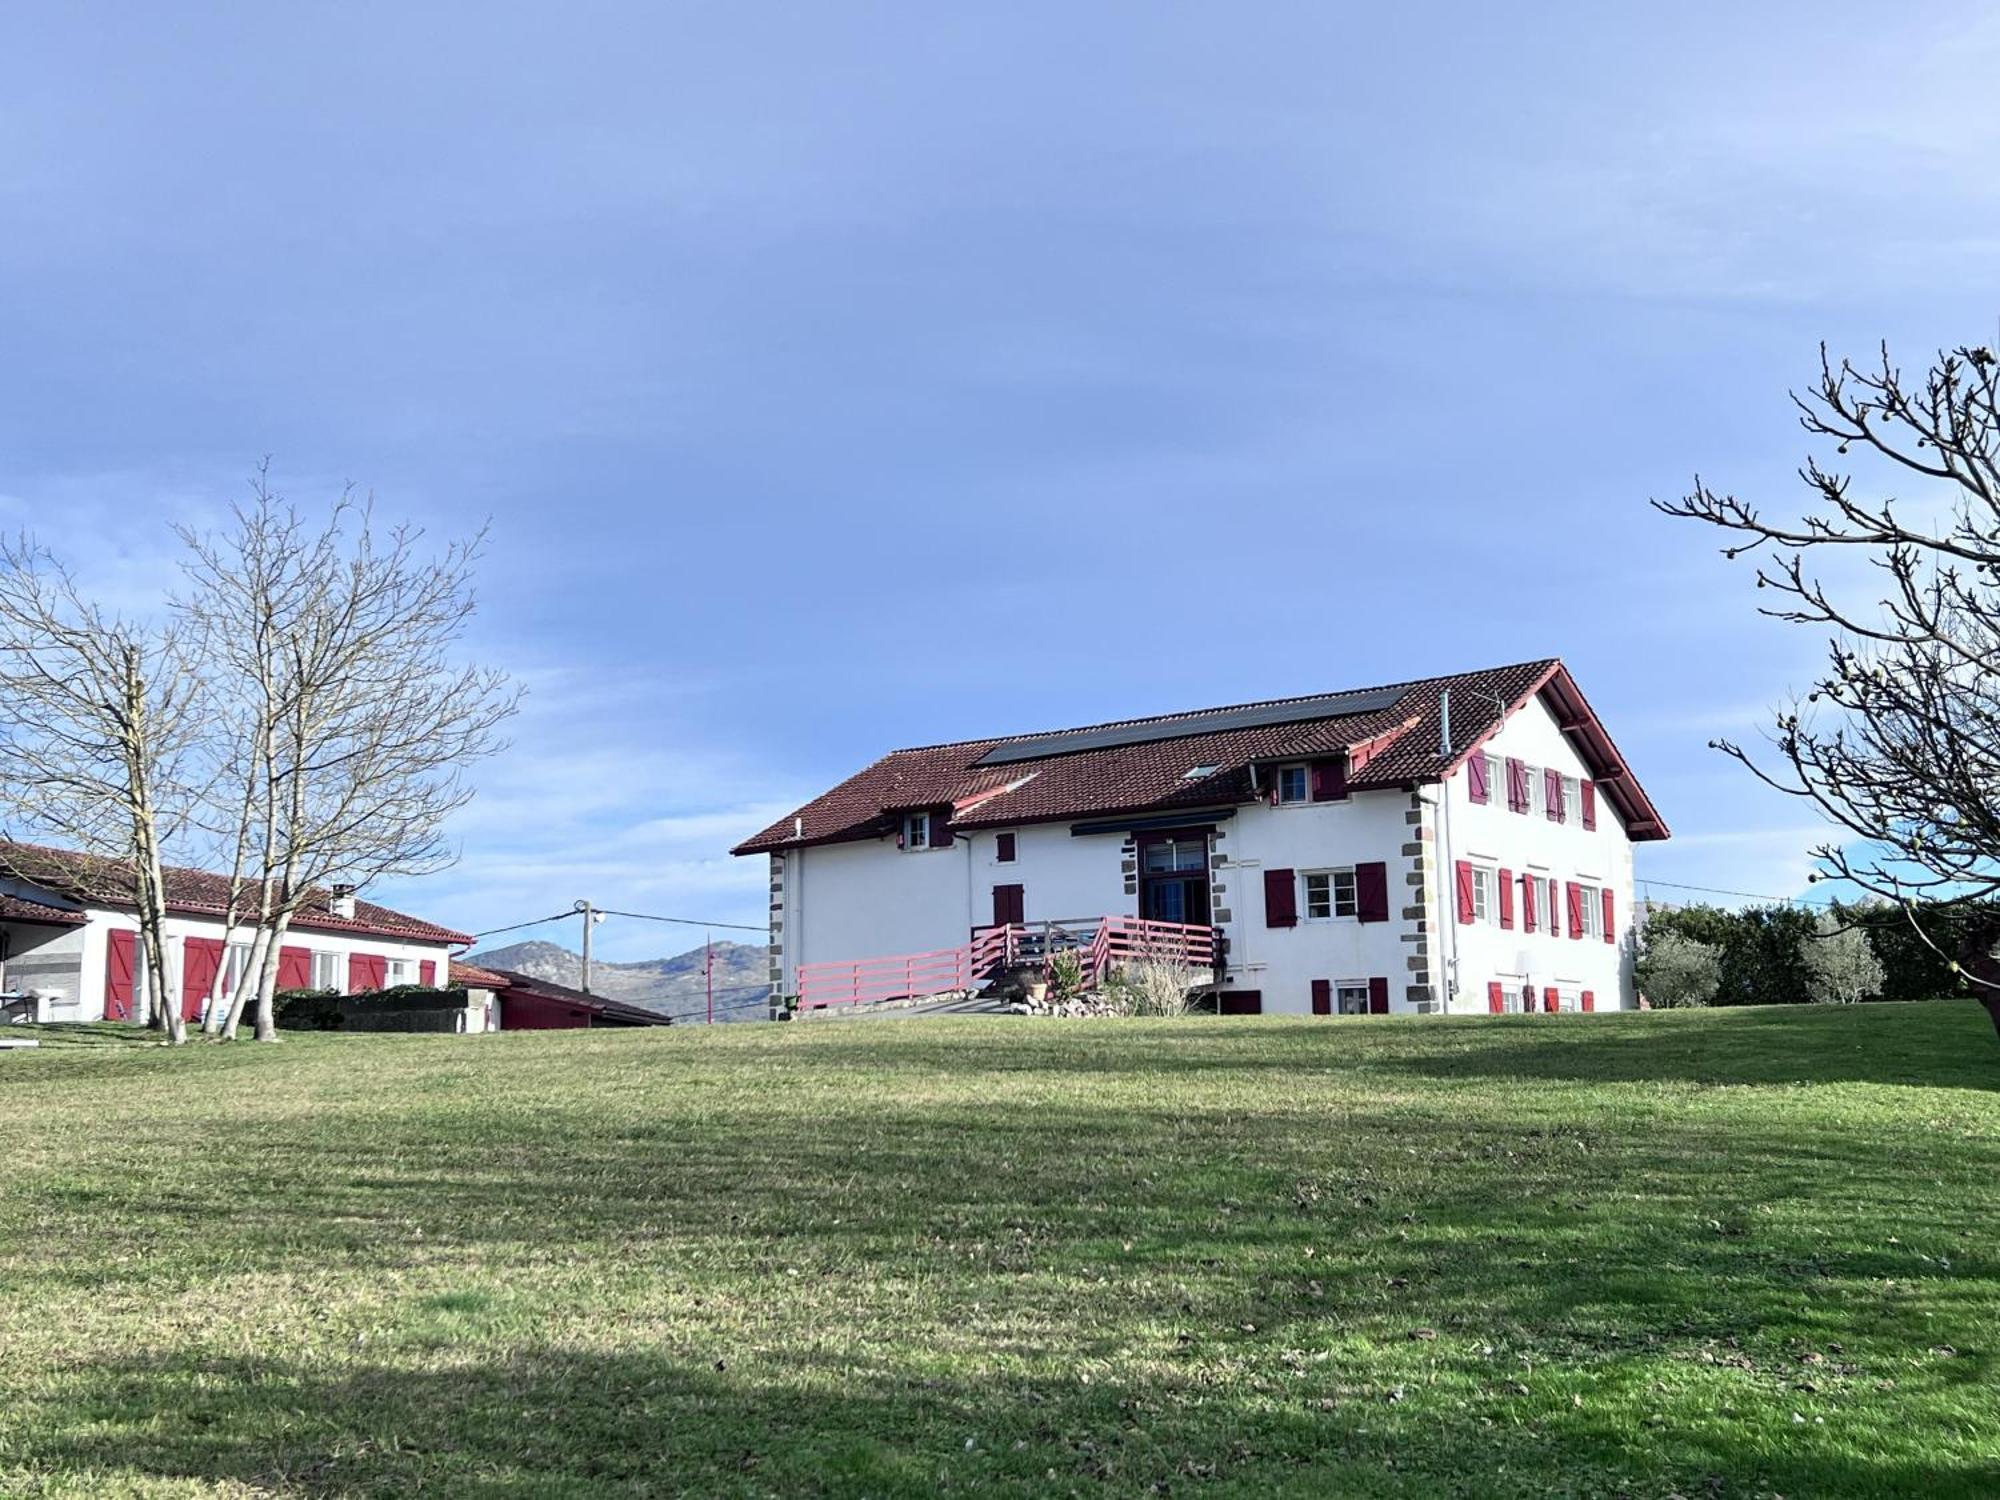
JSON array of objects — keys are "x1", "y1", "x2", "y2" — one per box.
[{"x1": 881, "y1": 658, "x2": 1562, "y2": 756}]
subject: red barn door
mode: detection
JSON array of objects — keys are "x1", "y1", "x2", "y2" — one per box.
[
  {"x1": 104, "y1": 930, "x2": 136, "y2": 1021},
  {"x1": 182, "y1": 937, "x2": 224, "y2": 1023}
]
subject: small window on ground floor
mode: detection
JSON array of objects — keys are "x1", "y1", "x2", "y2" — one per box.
[
  {"x1": 386, "y1": 957, "x2": 417, "y2": 988},
  {"x1": 1335, "y1": 982, "x2": 1371, "y2": 1015}
]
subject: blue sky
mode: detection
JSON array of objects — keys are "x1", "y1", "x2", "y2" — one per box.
[{"x1": 4, "y1": 3, "x2": 1997, "y2": 960}]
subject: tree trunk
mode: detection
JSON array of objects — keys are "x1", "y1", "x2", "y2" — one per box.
[{"x1": 253, "y1": 910, "x2": 293, "y2": 1042}]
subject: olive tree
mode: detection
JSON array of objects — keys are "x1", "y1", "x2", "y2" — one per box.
[
  {"x1": 1802, "y1": 913, "x2": 1885, "y2": 1005},
  {"x1": 1634, "y1": 929, "x2": 1722, "y2": 1009}
]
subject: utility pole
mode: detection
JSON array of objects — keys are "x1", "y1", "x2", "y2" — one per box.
[
  {"x1": 705, "y1": 932, "x2": 714, "y2": 1025},
  {"x1": 575, "y1": 899, "x2": 596, "y2": 994}
]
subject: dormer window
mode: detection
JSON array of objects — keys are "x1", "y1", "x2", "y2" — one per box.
[
  {"x1": 1276, "y1": 765, "x2": 1310, "y2": 805},
  {"x1": 901, "y1": 811, "x2": 932, "y2": 850}
]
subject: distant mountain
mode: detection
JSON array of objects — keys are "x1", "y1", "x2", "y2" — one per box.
[{"x1": 466, "y1": 937, "x2": 769, "y2": 1022}]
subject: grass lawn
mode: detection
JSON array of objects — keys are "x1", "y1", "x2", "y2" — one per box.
[{"x1": 2, "y1": 1003, "x2": 1997, "y2": 1498}]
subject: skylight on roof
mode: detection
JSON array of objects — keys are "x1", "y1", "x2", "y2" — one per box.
[{"x1": 1183, "y1": 764, "x2": 1222, "y2": 780}]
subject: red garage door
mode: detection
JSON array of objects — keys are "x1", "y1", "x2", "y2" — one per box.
[{"x1": 182, "y1": 937, "x2": 224, "y2": 1023}]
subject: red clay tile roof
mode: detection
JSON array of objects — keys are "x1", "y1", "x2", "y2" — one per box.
[
  {"x1": 0, "y1": 891, "x2": 87, "y2": 927},
  {"x1": 0, "y1": 842, "x2": 472, "y2": 946},
  {"x1": 733, "y1": 659, "x2": 1668, "y2": 853}
]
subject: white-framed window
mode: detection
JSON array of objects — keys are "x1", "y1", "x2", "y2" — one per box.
[
  {"x1": 1577, "y1": 882, "x2": 1602, "y2": 939},
  {"x1": 1478, "y1": 751, "x2": 1498, "y2": 801},
  {"x1": 1526, "y1": 766, "x2": 1545, "y2": 817},
  {"x1": 1302, "y1": 868, "x2": 1358, "y2": 921},
  {"x1": 1497, "y1": 975, "x2": 1529, "y2": 1014},
  {"x1": 312, "y1": 950, "x2": 343, "y2": 992},
  {"x1": 902, "y1": 811, "x2": 932, "y2": 850},
  {"x1": 1554, "y1": 982, "x2": 1582, "y2": 1013},
  {"x1": 386, "y1": 957, "x2": 417, "y2": 988},
  {"x1": 1276, "y1": 765, "x2": 1310, "y2": 805},
  {"x1": 1562, "y1": 776, "x2": 1581, "y2": 825},
  {"x1": 1470, "y1": 863, "x2": 1498, "y2": 924},
  {"x1": 1335, "y1": 982, "x2": 1371, "y2": 1015}
]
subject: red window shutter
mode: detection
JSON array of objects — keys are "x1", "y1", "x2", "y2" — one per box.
[
  {"x1": 1263, "y1": 868, "x2": 1297, "y2": 928},
  {"x1": 1507, "y1": 758, "x2": 1528, "y2": 813},
  {"x1": 278, "y1": 945, "x2": 312, "y2": 991},
  {"x1": 996, "y1": 832, "x2": 1016, "y2": 863},
  {"x1": 104, "y1": 929, "x2": 136, "y2": 1021},
  {"x1": 350, "y1": 953, "x2": 387, "y2": 993},
  {"x1": 1468, "y1": 754, "x2": 1489, "y2": 804},
  {"x1": 1498, "y1": 867, "x2": 1515, "y2": 930},
  {"x1": 1566, "y1": 882, "x2": 1584, "y2": 939},
  {"x1": 1354, "y1": 862, "x2": 1389, "y2": 924},
  {"x1": 1487, "y1": 980, "x2": 1504, "y2": 1015},
  {"x1": 993, "y1": 883, "x2": 1025, "y2": 927},
  {"x1": 420, "y1": 959, "x2": 437, "y2": 987},
  {"x1": 1454, "y1": 860, "x2": 1475, "y2": 924},
  {"x1": 1543, "y1": 986, "x2": 1559, "y2": 1013},
  {"x1": 1311, "y1": 979, "x2": 1331, "y2": 1015},
  {"x1": 1367, "y1": 977, "x2": 1389, "y2": 1015},
  {"x1": 1601, "y1": 887, "x2": 1616, "y2": 944},
  {"x1": 1520, "y1": 872, "x2": 1537, "y2": 933},
  {"x1": 1310, "y1": 759, "x2": 1346, "y2": 802},
  {"x1": 1581, "y1": 780, "x2": 1597, "y2": 831},
  {"x1": 931, "y1": 809, "x2": 951, "y2": 847},
  {"x1": 1581, "y1": 989, "x2": 1595, "y2": 1013},
  {"x1": 1546, "y1": 769, "x2": 1564, "y2": 822}
]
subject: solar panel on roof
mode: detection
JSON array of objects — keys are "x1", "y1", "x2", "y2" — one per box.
[{"x1": 973, "y1": 685, "x2": 1411, "y2": 766}]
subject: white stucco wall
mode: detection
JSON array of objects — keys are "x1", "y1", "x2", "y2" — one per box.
[
  {"x1": 1434, "y1": 696, "x2": 1637, "y2": 1011},
  {"x1": 1212, "y1": 789, "x2": 1419, "y2": 1014}
]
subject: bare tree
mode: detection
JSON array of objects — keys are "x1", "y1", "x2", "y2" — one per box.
[
  {"x1": 1658, "y1": 339, "x2": 2000, "y2": 1035},
  {"x1": 0, "y1": 539, "x2": 203, "y2": 1043},
  {"x1": 178, "y1": 487, "x2": 517, "y2": 1040}
]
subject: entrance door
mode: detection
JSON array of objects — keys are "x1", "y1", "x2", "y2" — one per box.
[{"x1": 1138, "y1": 832, "x2": 1211, "y2": 926}]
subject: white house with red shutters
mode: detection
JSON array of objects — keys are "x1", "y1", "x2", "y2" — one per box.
[
  {"x1": 732, "y1": 659, "x2": 1668, "y2": 1018},
  {"x1": 0, "y1": 842, "x2": 468, "y2": 1025}
]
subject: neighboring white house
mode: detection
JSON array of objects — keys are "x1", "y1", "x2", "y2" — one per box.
[
  {"x1": 732, "y1": 659, "x2": 1669, "y2": 1018},
  {"x1": 0, "y1": 842, "x2": 468, "y2": 1025}
]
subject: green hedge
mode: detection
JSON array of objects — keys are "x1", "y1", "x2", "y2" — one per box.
[{"x1": 276, "y1": 985, "x2": 470, "y2": 1031}]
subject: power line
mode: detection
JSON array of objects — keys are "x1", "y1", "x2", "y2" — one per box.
[
  {"x1": 469, "y1": 909, "x2": 583, "y2": 940},
  {"x1": 1638, "y1": 876, "x2": 1836, "y2": 908},
  {"x1": 596, "y1": 906, "x2": 766, "y2": 934},
  {"x1": 468, "y1": 906, "x2": 767, "y2": 942}
]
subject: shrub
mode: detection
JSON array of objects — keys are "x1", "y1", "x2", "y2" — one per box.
[
  {"x1": 277, "y1": 984, "x2": 468, "y2": 1031},
  {"x1": 1045, "y1": 948, "x2": 1085, "y2": 1002},
  {"x1": 1122, "y1": 957, "x2": 1203, "y2": 1017},
  {"x1": 1635, "y1": 930, "x2": 1722, "y2": 1008}
]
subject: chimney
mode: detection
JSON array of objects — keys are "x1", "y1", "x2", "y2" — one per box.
[{"x1": 329, "y1": 883, "x2": 357, "y2": 920}]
